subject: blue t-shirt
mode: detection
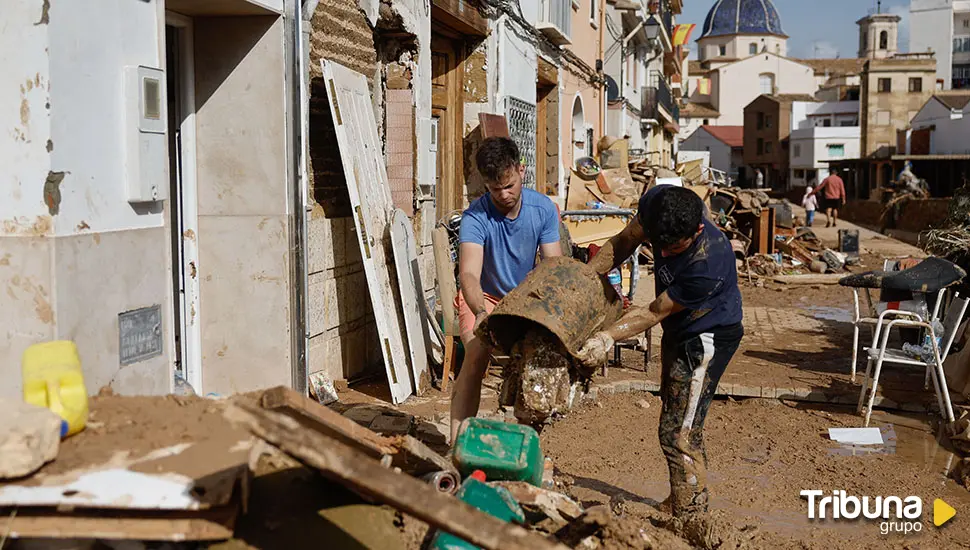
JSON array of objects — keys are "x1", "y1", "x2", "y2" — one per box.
[
  {"x1": 639, "y1": 186, "x2": 743, "y2": 338},
  {"x1": 459, "y1": 188, "x2": 561, "y2": 298}
]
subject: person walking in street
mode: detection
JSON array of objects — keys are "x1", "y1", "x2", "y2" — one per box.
[
  {"x1": 450, "y1": 137, "x2": 562, "y2": 443},
  {"x1": 577, "y1": 185, "x2": 744, "y2": 527},
  {"x1": 755, "y1": 168, "x2": 764, "y2": 189},
  {"x1": 802, "y1": 184, "x2": 818, "y2": 227},
  {"x1": 810, "y1": 171, "x2": 847, "y2": 227}
]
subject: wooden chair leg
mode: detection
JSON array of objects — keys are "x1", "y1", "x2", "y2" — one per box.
[{"x1": 441, "y1": 334, "x2": 456, "y2": 392}]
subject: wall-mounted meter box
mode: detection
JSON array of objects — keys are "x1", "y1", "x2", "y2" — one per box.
[{"x1": 124, "y1": 66, "x2": 168, "y2": 203}]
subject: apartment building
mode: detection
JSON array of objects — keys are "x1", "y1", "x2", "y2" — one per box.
[{"x1": 910, "y1": 0, "x2": 970, "y2": 89}]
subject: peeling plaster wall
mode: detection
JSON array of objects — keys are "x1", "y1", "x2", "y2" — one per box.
[
  {"x1": 0, "y1": 0, "x2": 52, "y2": 235},
  {"x1": 1, "y1": 0, "x2": 171, "y2": 398},
  {"x1": 48, "y1": 0, "x2": 164, "y2": 235}
]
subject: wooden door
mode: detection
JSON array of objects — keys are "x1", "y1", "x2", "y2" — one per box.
[{"x1": 431, "y1": 34, "x2": 464, "y2": 218}]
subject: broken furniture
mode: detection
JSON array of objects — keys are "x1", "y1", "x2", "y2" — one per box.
[{"x1": 840, "y1": 257, "x2": 968, "y2": 425}]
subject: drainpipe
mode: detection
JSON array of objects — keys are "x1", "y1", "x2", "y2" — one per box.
[{"x1": 286, "y1": 0, "x2": 310, "y2": 393}]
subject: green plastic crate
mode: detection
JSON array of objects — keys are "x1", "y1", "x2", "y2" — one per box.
[{"x1": 452, "y1": 417, "x2": 543, "y2": 487}]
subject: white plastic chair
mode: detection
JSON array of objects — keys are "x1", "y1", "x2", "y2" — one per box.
[
  {"x1": 848, "y1": 260, "x2": 933, "y2": 382},
  {"x1": 857, "y1": 292, "x2": 969, "y2": 426}
]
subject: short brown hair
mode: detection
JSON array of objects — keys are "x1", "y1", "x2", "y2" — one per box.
[{"x1": 476, "y1": 137, "x2": 520, "y2": 182}]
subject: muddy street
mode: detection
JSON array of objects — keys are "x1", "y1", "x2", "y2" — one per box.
[{"x1": 541, "y1": 392, "x2": 970, "y2": 549}]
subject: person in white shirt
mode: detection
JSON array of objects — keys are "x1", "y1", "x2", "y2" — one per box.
[{"x1": 802, "y1": 184, "x2": 818, "y2": 227}]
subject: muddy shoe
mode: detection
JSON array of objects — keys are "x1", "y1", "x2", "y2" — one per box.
[{"x1": 678, "y1": 511, "x2": 757, "y2": 550}]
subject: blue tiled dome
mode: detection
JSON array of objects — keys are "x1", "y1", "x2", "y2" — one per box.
[{"x1": 700, "y1": 0, "x2": 785, "y2": 38}]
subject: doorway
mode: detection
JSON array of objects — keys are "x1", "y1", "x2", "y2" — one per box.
[
  {"x1": 165, "y1": 15, "x2": 202, "y2": 393},
  {"x1": 431, "y1": 32, "x2": 464, "y2": 218}
]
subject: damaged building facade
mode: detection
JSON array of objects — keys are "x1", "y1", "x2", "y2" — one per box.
[{"x1": 2, "y1": 0, "x2": 679, "y2": 398}]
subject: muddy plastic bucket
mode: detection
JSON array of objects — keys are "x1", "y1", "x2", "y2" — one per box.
[{"x1": 477, "y1": 256, "x2": 624, "y2": 357}]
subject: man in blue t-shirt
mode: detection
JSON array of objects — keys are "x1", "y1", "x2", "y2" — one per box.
[
  {"x1": 579, "y1": 185, "x2": 744, "y2": 520},
  {"x1": 451, "y1": 137, "x2": 562, "y2": 442}
]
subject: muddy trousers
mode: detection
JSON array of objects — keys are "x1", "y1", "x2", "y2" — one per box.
[{"x1": 658, "y1": 323, "x2": 743, "y2": 516}]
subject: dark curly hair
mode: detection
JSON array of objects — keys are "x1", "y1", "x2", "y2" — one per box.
[
  {"x1": 476, "y1": 137, "x2": 520, "y2": 183},
  {"x1": 640, "y1": 186, "x2": 704, "y2": 248}
]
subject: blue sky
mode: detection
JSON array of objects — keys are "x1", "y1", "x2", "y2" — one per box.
[{"x1": 679, "y1": 0, "x2": 911, "y2": 59}]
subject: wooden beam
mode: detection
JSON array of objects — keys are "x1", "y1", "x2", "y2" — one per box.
[
  {"x1": 260, "y1": 387, "x2": 455, "y2": 476},
  {"x1": 773, "y1": 273, "x2": 845, "y2": 285},
  {"x1": 261, "y1": 386, "x2": 394, "y2": 459},
  {"x1": 224, "y1": 403, "x2": 569, "y2": 550}
]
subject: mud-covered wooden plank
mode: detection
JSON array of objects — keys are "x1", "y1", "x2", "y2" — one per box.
[
  {"x1": 0, "y1": 503, "x2": 239, "y2": 541},
  {"x1": 388, "y1": 435, "x2": 457, "y2": 476},
  {"x1": 225, "y1": 402, "x2": 568, "y2": 550},
  {"x1": 773, "y1": 273, "x2": 845, "y2": 285},
  {"x1": 260, "y1": 386, "x2": 394, "y2": 458}
]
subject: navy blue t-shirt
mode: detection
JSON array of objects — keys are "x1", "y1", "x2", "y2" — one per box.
[{"x1": 639, "y1": 186, "x2": 743, "y2": 338}]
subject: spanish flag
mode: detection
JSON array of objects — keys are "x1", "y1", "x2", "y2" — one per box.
[
  {"x1": 672, "y1": 24, "x2": 696, "y2": 47},
  {"x1": 697, "y1": 78, "x2": 711, "y2": 95}
]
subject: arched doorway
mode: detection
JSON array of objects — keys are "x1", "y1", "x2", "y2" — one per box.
[{"x1": 571, "y1": 95, "x2": 585, "y2": 167}]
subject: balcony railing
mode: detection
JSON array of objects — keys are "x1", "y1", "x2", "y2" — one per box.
[{"x1": 642, "y1": 71, "x2": 678, "y2": 123}]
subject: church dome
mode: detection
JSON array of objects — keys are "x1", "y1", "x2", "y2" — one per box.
[{"x1": 700, "y1": 0, "x2": 786, "y2": 39}]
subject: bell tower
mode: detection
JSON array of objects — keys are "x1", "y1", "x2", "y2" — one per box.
[{"x1": 857, "y1": 2, "x2": 901, "y2": 59}]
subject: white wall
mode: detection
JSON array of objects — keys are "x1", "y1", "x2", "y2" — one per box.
[
  {"x1": 680, "y1": 128, "x2": 731, "y2": 175},
  {"x1": 697, "y1": 35, "x2": 786, "y2": 62},
  {"x1": 48, "y1": 0, "x2": 165, "y2": 235},
  {"x1": 910, "y1": 0, "x2": 955, "y2": 88},
  {"x1": 790, "y1": 126, "x2": 860, "y2": 186},
  {"x1": 1, "y1": 0, "x2": 52, "y2": 234},
  {"x1": 912, "y1": 98, "x2": 970, "y2": 154},
  {"x1": 497, "y1": 20, "x2": 537, "y2": 105},
  {"x1": 711, "y1": 54, "x2": 817, "y2": 126}
]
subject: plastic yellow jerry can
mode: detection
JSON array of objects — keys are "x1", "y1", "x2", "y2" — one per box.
[{"x1": 22, "y1": 341, "x2": 88, "y2": 437}]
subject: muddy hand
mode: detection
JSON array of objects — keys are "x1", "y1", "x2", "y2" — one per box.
[{"x1": 577, "y1": 332, "x2": 614, "y2": 367}]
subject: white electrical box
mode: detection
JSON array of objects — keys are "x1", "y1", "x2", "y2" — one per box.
[{"x1": 124, "y1": 66, "x2": 168, "y2": 203}]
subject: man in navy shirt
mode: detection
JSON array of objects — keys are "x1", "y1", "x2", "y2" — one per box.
[
  {"x1": 579, "y1": 185, "x2": 744, "y2": 520},
  {"x1": 452, "y1": 137, "x2": 562, "y2": 442}
]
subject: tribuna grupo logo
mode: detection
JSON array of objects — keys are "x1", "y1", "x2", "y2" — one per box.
[{"x1": 801, "y1": 490, "x2": 945, "y2": 535}]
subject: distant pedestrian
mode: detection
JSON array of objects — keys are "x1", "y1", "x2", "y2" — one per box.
[
  {"x1": 755, "y1": 168, "x2": 764, "y2": 189},
  {"x1": 802, "y1": 185, "x2": 818, "y2": 227},
  {"x1": 810, "y1": 172, "x2": 847, "y2": 227}
]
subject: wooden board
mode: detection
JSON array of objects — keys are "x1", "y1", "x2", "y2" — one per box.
[
  {"x1": 390, "y1": 209, "x2": 431, "y2": 395},
  {"x1": 322, "y1": 60, "x2": 413, "y2": 403},
  {"x1": 260, "y1": 387, "x2": 454, "y2": 476},
  {"x1": 478, "y1": 113, "x2": 510, "y2": 138},
  {"x1": 224, "y1": 402, "x2": 568, "y2": 550},
  {"x1": 0, "y1": 502, "x2": 238, "y2": 541}
]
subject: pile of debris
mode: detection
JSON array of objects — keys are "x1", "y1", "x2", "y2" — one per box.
[
  {"x1": 0, "y1": 387, "x2": 716, "y2": 549},
  {"x1": 702, "y1": 187, "x2": 859, "y2": 285}
]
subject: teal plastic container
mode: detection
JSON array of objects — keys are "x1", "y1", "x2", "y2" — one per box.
[
  {"x1": 429, "y1": 475, "x2": 525, "y2": 550},
  {"x1": 452, "y1": 417, "x2": 543, "y2": 487}
]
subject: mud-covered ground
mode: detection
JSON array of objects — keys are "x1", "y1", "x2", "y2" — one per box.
[{"x1": 541, "y1": 392, "x2": 970, "y2": 549}]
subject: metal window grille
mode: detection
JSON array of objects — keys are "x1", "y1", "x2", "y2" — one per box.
[{"x1": 505, "y1": 96, "x2": 537, "y2": 190}]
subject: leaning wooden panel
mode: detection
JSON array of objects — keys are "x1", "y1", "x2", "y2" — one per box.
[{"x1": 322, "y1": 59, "x2": 413, "y2": 403}]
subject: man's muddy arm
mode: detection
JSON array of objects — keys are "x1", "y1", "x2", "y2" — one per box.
[
  {"x1": 588, "y1": 219, "x2": 646, "y2": 275},
  {"x1": 602, "y1": 291, "x2": 684, "y2": 342},
  {"x1": 458, "y1": 243, "x2": 488, "y2": 317}
]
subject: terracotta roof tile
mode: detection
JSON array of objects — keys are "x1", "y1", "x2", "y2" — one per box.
[
  {"x1": 682, "y1": 102, "x2": 720, "y2": 118},
  {"x1": 701, "y1": 125, "x2": 743, "y2": 148},
  {"x1": 793, "y1": 58, "x2": 866, "y2": 77}
]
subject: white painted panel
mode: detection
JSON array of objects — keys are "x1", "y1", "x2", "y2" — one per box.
[
  {"x1": 322, "y1": 60, "x2": 412, "y2": 404},
  {"x1": 390, "y1": 208, "x2": 430, "y2": 393}
]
